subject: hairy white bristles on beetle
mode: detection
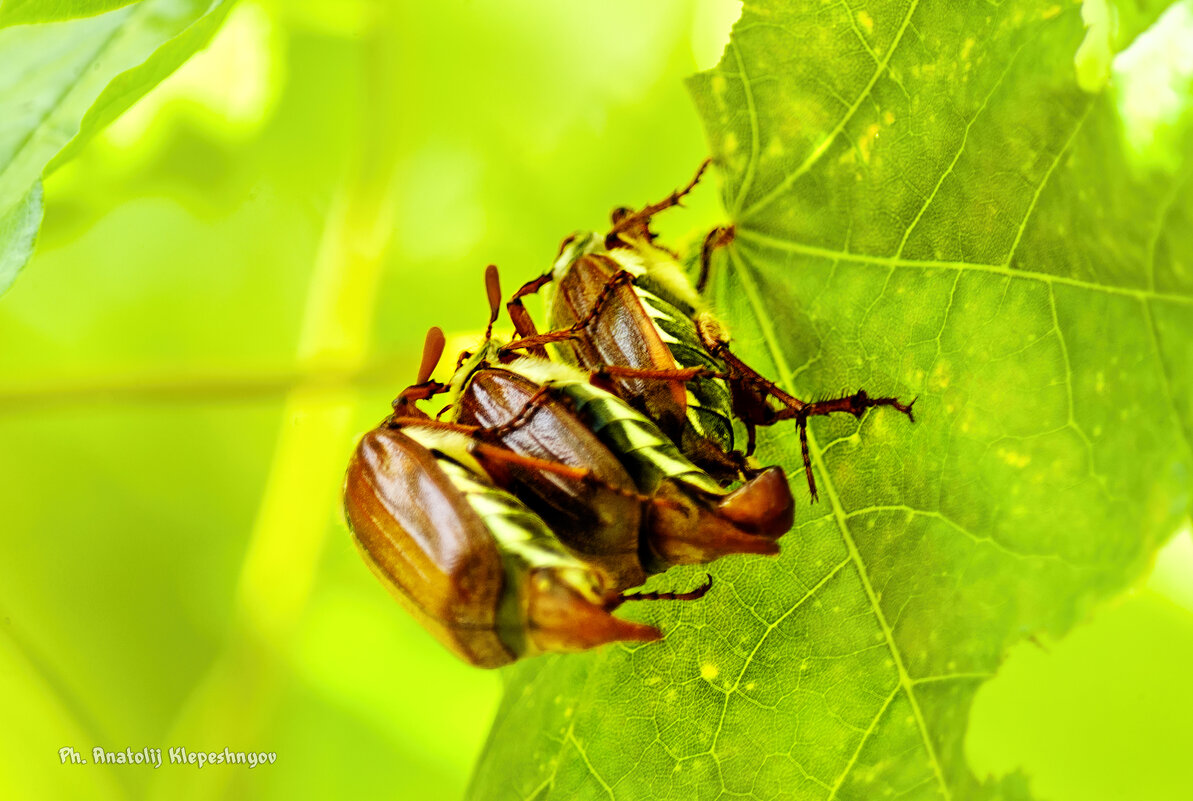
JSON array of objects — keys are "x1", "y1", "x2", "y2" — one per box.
[
  {"x1": 503, "y1": 354, "x2": 591, "y2": 386},
  {"x1": 401, "y1": 426, "x2": 487, "y2": 476}
]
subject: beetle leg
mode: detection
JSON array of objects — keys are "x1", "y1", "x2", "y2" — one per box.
[
  {"x1": 469, "y1": 441, "x2": 684, "y2": 511},
  {"x1": 701, "y1": 324, "x2": 915, "y2": 502},
  {"x1": 607, "y1": 574, "x2": 713, "y2": 610},
  {"x1": 593, "y1": 365, "x2": 722, "y2": 384},
  {"x1": 777, "y1": 391, "x2": 915, "y2": 502},
  {"x1": 485, "y1": 386, "x2": 553, "y2": 438},
  {"x1": 391, "y1": 380, "x2": 449, "y2": 417},
  {"x1": 606, "y1": 159, "x2": 711, "y2": 243},
  {"x1": 387, "y1": 416, "x2": 480, "y2": 435},
  {"x1": 505, "y1": 271, "x2": 555, "y2": 358},
  {"x1": 500, "y1": 270, "x2": 636, "y2": 356},
  {"x1": 697, "y1": 225, "x2": 735, "y2": 294},
  {"x1": 391, "y1": 413, "x2": 684, "y2": 510},
  {"x1": 683, "y1": 438, "x2": 761, "y2": 484},
  {"x1": 797, "y1": 418, "x2": 818, "y2": 502},
  {"x1": 780, "y1": 390, "x2": 917, "y2": 424}
]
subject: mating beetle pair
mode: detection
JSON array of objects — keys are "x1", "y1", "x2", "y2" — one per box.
[{"x1": 343, "y1": 162, "x2": 915, "y2": 667}]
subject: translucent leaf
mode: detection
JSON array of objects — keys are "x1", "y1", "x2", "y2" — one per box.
[
  {"x1": 0, "y1": 0, "x2": 232, "y2": 295},
  {"x1": 0, "y1": 0, "x2": 142, "y2": 27},
  {"x1": 0, "y1": 183, "x2": 41, "y2": 295}
]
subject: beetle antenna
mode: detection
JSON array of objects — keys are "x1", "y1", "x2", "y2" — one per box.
[
  {"x1": 391, "y1": 328, "x2": 449, "y2": 417},
  {"x1": 609, "y1": 574, "x2": 713, "y2": 610},
  {"x1": 484, "y1": 265, "x2": 502, "y2": 340},
  {"x1": 417, "y1": 327, "x2": 446, "y2": 385}
]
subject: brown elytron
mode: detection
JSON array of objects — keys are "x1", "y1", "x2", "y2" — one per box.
[{"x1": 344, "y1": 427, "x2": 510, "y2": 666}]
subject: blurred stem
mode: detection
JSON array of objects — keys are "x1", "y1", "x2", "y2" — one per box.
[
  {"x1": 148, "y1": 11, "x2": 400, "y2": 800},
  {"x1": 0, "y1": 360, "x2": 411, "y2": 411}
]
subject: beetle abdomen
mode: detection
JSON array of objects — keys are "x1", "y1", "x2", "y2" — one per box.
[
  {"x1": 554, "y1": 376, "x2": 724, "y2": 497},
  {"x1": 431, "y1": 456, "x2": 659, "y2": 658},
  {"x1": 631, "y1": 277, "x2": 736, "y2": 455}
]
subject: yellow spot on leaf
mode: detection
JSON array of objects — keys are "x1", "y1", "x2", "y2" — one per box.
[
  {"x1": 929, "y1": 361, "x2": 952, "y2": 390},
  {"x1": 997, "y1": 447, "x2": 1032, "y2": 469},
  {"x1": 859, "y1": 122, "x2": 881, "y2": 163}
]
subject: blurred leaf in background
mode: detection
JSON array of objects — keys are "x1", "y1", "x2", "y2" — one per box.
[
  {"x1": 0, "y1": 0, "x2": 234, "y2": 294},
  {"x1": 1, "y1": 1, "x2": 1192, "y2": 801}
]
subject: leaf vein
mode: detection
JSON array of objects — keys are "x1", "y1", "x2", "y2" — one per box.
[
  {"x1": 739, "y1": 0, "x2": 922, "y2": 220},
  {"x1": 1003, "y1": 101, "x2": 1093, "y2": 268},
  {"x1": 736, "y1": 227, "x2": 1193, "y2": 307},
  {"x1": 728, "y1": 247, "x2": 953, "y2": 800}
]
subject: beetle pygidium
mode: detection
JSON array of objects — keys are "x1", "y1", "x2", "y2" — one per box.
[
  {"x1": 503, "y1": 160, "x2": 916, "y2": 500},
  {"x1": 343, "y1": 329, "x2": 711, "y2": 667}
]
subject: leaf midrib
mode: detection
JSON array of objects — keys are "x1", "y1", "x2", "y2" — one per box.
[
  {"x1": 734, "y1": 227, "x2": 1193, "y2": 307},
  {"x1": 729, "y1": 244, "x2": 954, "y2": 799}
]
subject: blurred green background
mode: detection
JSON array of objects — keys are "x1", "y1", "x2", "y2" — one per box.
[{"x1": 1, "y1": 1, "x2": 1191, "y2": 799}]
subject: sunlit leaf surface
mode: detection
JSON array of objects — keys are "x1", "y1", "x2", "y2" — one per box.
[
  {"x1": 0, "y1": 183, "x2": 41, "y2": 293},
  {"x1": 471, "y1": 1, "x2": 1193, "y2": 798},
  {"x1": 0, "y1": 0, "x2": 142, "y2": 27}
]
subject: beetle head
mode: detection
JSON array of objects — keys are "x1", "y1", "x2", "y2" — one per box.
[
  {"x1": 525, "y1": 566, "x2": 660, "y2": 654},
  {"x1": 553, "y1": 230, "x2": 603, "y2": 277}
]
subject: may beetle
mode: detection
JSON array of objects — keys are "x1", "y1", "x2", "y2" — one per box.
[
  {"x1": 503, "y1": 161, "x2": 916, "y2": 500},
  {"x1": 343, "y1": 329, "x2": 711, "y2": 667}
]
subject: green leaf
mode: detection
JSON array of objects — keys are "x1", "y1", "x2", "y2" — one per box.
[
  {"x1": 0, "y1": 183, "x2": 42, "y2": 295},
  {"x1": 0, "y1": 0, "x2": 142, "y2": 27},
  {"x1": 0, "y1": 0, "x2": 233, "y2": 296},
  {"x1": 470, "y1": 2, "x2": 1193, "y2": 799}
]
